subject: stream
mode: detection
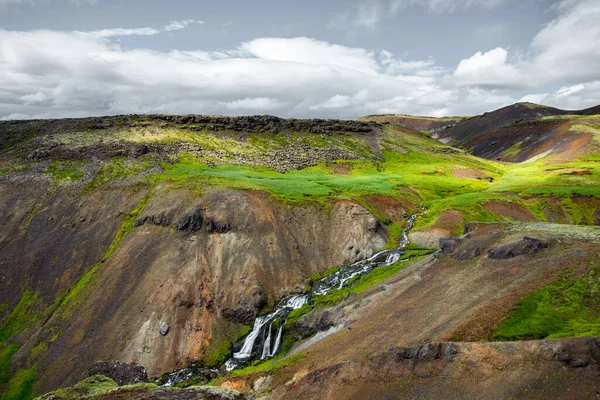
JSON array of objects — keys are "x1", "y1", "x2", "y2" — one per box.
[
  {"x1": 161, "y1": 213, "x2": 419, "y2": 384},
  {"x1": 223, "y1": 213, "x2": 417, "y2": 371}
]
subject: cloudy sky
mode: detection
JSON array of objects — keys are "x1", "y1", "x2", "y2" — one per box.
[{"x1": 1, "y1": 0, "x2": 599, "y2": 120}]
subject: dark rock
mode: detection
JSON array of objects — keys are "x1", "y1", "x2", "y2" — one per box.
[
  {"x1": 439, "y1": 238, "x2": 463, "y2": 255},
  {"x1": 488, "y1": 236, "x2": 550, "y2": 259},
  {"x1": 594, "y1": 209, "x2": 600, "y2": 226},
  {"x1": 395, "y1": 346, "x2": 418, "y2": 360},
  {"x1": 222, "y1": 287, "x2": 267, "y2": 325},
  {"x1": 395, "y1": 343, "x2": 443, "y2": 361},
  {"x1": 134, "y1": 213, "x2": 171, "y2": 228},
  {"x1": 87, "y1": 361, "x2": 148, "y2": 386},
  {"x1": 456, "y1": 246, "x2": 482, "y2": 260},
  {"x1": 159, "y1": 366, "x2": 219, "y2": 387},
  {"x1": 418, "y1": 343, "x2": 443, "y2": 360},
  {"x1": 205, "y1": 219, "x2": 231, "y2": 234},
  {"x1": 176, "y1": 206, "x2": 203, "y2": 232}
]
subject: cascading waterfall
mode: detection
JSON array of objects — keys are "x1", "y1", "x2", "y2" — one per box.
[
  {"x1": 162, "y1": 212, "x2": 421, "y2": 384},
  {"x1": 224, "y1": 213, "x2": 418, "y2": 371}
]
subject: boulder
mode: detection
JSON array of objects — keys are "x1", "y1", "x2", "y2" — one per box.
[
  {"x1": 87, "y1": 361, "x2": 148, "y2": 386},
  {"x1": 488, "y1": 237, "x2": 550, "y2": 259}
]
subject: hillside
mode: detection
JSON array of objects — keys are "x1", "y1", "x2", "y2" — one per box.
[
  {"x1": 431, "y1": 102, "x2": 600, "y2": 162},
  {"x1": 0, "y1": 108, "x2": 599, "y2": 399}
]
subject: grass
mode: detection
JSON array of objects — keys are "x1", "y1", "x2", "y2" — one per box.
[
  {"x1": 493, "y1": 264, "x2": 600, "y2": 340},
  {"x1": 227, "y1": 352, "x2": 307, "y2": 378},
  {"x1": 86, "y1": 157, "x2": 155, "y2": 190},
  {"x1": 0, "y1": 344, "x2": 18, "y2": 385},
  {"x1": 37, "y1": 375, "x2": 119, "y2": 399},
  {"x1": 1, "y1": 365, "x2": 36, "y2": 400},
  {"x1": 45, "y1": 160, "x2": 86, "y2": 183},
  {"x1": 203, "y1": 323, "x2": 252, "y2": 367},
  {"x1": 0, "y1": 290, "x2": 42, "y2": 344}
]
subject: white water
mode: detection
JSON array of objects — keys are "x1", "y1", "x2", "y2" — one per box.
[{"x1": 224, "y1": 213, "x2": 419, "y2": 371}]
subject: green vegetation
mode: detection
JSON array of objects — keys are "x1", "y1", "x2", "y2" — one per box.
[
  {"x1": 493, "y1": 264, "x2": 600, "y2": 340},
  {"x1": 0, "y1": 290, "x2": 42, "y2": 343},
  {"x1": 86, "y1": 157, "x2": 154, "y2": 190},
  {"x1": 204, "y1": 323, "x2": 251, "y2": 367},
  {"x1": 36, "y1": 375, "x2": 119, "y2": 399},
  {"x1": 45, "y1": 160, "x2": 85, "y2": 183},
  {"x1": 0, "y1": 344, "x2": 18, "y2": 384},
  {"x1": 227, "y1": 352, "x2": 307, "y2": 378},
  {"x1": 2, "y1": 365, "x2": 36, "y2": 400}
]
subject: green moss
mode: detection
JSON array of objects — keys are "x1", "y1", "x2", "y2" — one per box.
[
  {"x1": 36, "y1": 375, "x2": 119, "y2": 399},
  {"x1": 203, "y1": 323, "x2": 251, "y2": 367},
  {"x1": 309, "y1": 266, "x2": 341, "y2": 283},
  {"x1": 2, "y1": 364, "x2": 36, "y2": 400},
  {"x1": 227, "y1": 352, "x2": 306, "y2": 377},
  {"x1": 45, "y1": 160, "x2": 86, "y2": 183},
  {"x1": 86, "y1": 157, "x2": 154, "y2": 190},
  {"x1": 0, "y1": 343, "x2": 18, "y2": 384},
  {"x1": 0, "y1": 290, "x2": 42, "y2": 344},
  {"x1": 285, "y1": 304, "x2": 313, "y2": 327},
  {"x1": 493, "y1": 264, "x2": 600, "y2": 340}
]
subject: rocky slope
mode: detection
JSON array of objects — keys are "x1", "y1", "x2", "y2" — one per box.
[
  {"x1": 216, "y1": 223, "x2": 600, "y2": 399},
  {"x1": 1, "y1": 108, "x2": 599, "y2": 399}
]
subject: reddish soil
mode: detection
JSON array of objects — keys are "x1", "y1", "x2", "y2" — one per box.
[
  {"x1": 452, "y1": 168, "x2": 490, "y2": 180},
  {"x1": 363, "y1": 196, "x2": 409, "y2": 222},
  {"x1": 484, "y1": 201, "x2": 538, "y2": 221}
]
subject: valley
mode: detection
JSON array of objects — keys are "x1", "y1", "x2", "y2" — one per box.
[{"x1": 0, "y1": 102, "x2": 599, "y2": 399}]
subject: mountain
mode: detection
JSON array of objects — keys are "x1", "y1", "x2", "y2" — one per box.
[
  {"x1": 0, "y1": 108, "x2": 599, "y2": 400},
  {"x1": 431, "y1": 102, "x2": 600, "y2": 162}
]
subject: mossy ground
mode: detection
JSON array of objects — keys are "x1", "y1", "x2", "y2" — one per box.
[{"x1": 493, "y1": 263, "x2": 600, "y2": 340}]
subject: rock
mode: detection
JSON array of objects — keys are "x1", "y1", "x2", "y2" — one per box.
[
  {"x1": 438, "y1": 238, "x2": 463, "y2": 255},
  {"x1": 488, "y1": 236, "x2": 550, "y2": 259},
  {"x1": 252, "y1": 375, "x2": 272, "y2": 393},
  {"x1": 176, "y1": 206, "x2": 203, "y2": 232},
  {"x1": 158, "y1": 322, "x2": 170, "y2": 336},
  {"x1": 87, "y1": 361, "x2": 148, "y2": 386},
  {"x1": 455, "y1": 246, "x2": 482, "y2": 260},
  {"x1": 222, "y1": 287, "x2": 267, "y2": 325},
  {"x1": 159, "y1": 367, "x2": 219, "y2": 387}
]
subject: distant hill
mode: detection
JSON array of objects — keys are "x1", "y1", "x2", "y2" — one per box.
[
  {"x1": 358, "y1": 114, "x2": 467, "y2": 135},
  {"x1": 364, "y1": 102, "x2": 600, "y2": 162}
]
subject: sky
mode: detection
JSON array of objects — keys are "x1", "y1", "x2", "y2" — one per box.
[{"x1": 0, "y1": 0, "x2": 599, "y2": 120}]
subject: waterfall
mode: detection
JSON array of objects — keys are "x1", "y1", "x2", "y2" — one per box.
[
  {"x1": 224, "y1": 213, "x2": 419, "y2": 371},
  {"x1": 166, "y1": 212, "x2": 421, "y2": 382}
]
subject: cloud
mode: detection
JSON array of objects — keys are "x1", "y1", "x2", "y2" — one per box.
[
  {"x1": 164, "y1": 19, "x2": 204, "y2": 32},
  {"x1": 453, "y1": 47, "x2": 524, "y2": 89},
  {"x1": 331, "y1": 0, "x2": 511, "y2": 32},
  {"x1": 82, "y1": 27, "x2": 160, "y2": 38},
  {"x1": 78, "y1": 20, "x2": 204, "y2": 39},
  {"x1": 1, "y1": 0, "x2": 600, "y2": 120}
]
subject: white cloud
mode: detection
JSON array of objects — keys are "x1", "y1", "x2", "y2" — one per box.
[
  {"x1": 164, "y1": 20, "x2": 204, "y2": 32},
  {"x1": 332, "y1": 0, "x2": 511, "y2": 32},
  {"x1": 453, "y1": 47, "x2": 524, "y2": 88},
  {"x1": 239, "y1": 37, "x2": 380, "y2": 75},
  {"x1": 81, "y1": 27, "x2": 160, "y2": 38},
  {"x1": 1, "y1": 0, "x2": 600, "y2": 120}
]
